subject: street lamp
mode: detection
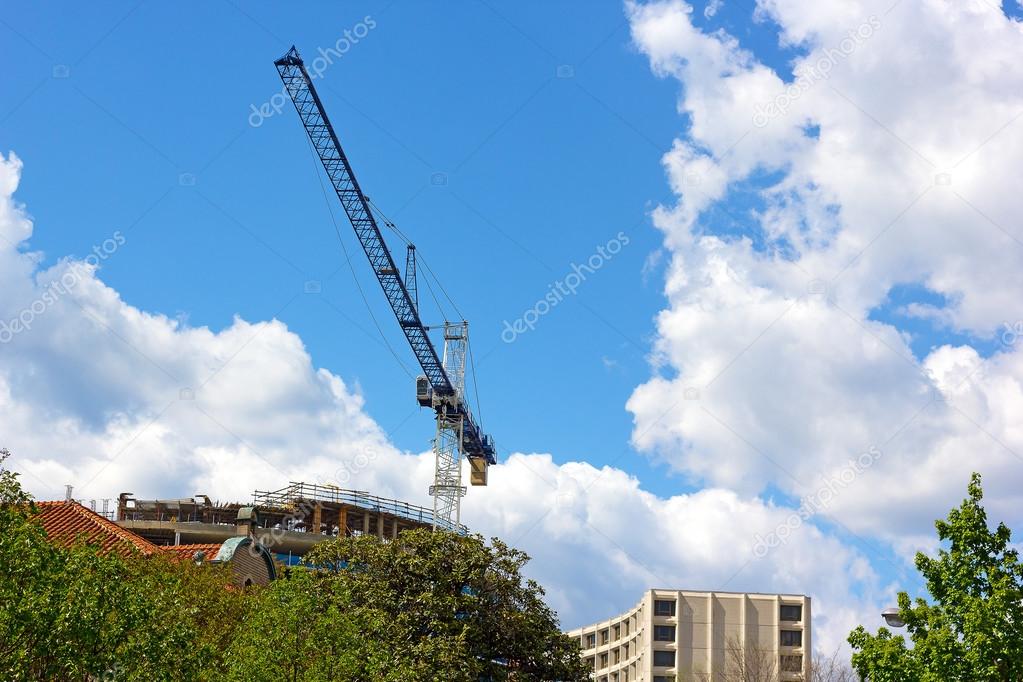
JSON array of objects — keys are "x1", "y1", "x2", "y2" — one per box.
[{"x1": 881, "y1": 607, "x2": 905, "y2": 628}]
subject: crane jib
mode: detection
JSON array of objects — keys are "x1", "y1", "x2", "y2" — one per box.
[{"x1": 275, "y1": 46, "x2": 495, "y2": 465}]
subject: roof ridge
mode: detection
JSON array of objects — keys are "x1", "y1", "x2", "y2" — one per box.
[{"x1": 33, "y1": 500, "x2": 159, "y2": 556}]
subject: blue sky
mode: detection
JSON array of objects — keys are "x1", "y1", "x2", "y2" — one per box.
[{"x1": 4, "y1": 0, "x2": 1023, "y2": 650}]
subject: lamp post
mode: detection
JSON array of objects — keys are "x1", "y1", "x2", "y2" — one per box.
[{"x1": 880, "y1": 607, "x2": 905, "y2": 628}]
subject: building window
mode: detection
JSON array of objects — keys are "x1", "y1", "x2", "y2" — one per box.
[
  {"x1": 654, "y1": 625, "x2": 676, "y2": 642},
  {"x1": 781, "y1": 654, "x2": 803, "y2": 672},
  {"x1": 601, "y1": 628, "x2": 610, "y2": 645},
  {"x1": 781, "y1": 630, "x2": 803, "y2": 647},
  {"x1": 654, "y1": 599, "x2": 677, "y2": 617},
  {"x1": 624, "y1": 620, "x2": 630, "y2": 636},
  {"x1": 780, "y1": 604, "x2": 802, "y2": 622},
  {"x1": 653, "y1": 650, "x2": 676, "y2": 667},
  {"x1": 586, "y1": 633, "x2": 596, "y2": 649},
  {"x1": 614, "y1": 623, "x2": 621, "y2": 640},
  {"x1": 600, "y1": 652, "x2": 609, "y2": 668},
  {"x1": 653, "y1": 678, "x2": 673, "y2": 682}
]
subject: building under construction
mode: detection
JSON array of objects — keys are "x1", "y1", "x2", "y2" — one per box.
[{"x1": 116, "y1": 481, "x2": 463, "y2": 565}]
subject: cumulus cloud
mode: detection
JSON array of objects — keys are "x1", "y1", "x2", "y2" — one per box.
[
  {"x1": 0, "y1": 151, "x2": 879, "y2": 651},
  {"x1": 466, "y1": 453, "x2": 889, "y2": 651},
  {"x1": 625, "y1": 0, "x2": 1023, "y2": 583},
  {"x1": 0, "y1": 152, "x2": 419, "y2": 505}
]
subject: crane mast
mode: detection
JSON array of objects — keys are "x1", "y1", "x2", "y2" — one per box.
[
  {"x1": 432, "y1": 322, "x2": 469, "y2": 525},
  {"x1": 274, "y1": 47, "x2": 495, "y2": 528}
]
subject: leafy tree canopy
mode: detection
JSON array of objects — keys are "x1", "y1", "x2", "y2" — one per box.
[
  {"x1": 226, "y1": 529, "x2": 589, "y2": 682},
  {"x1": 848, "y1": 473, "x2": 1023, "y2": 681},
  {"x1": 0, "y1": 449, "x2": 244, "y2": 681}
]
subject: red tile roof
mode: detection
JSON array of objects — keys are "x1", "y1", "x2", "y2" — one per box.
[
  {"x1": 162, "y1": 543, "x2": 223, "y2": 562},
  {"x1": 34, "y1": 502, "x2": 228, "y2": 567},
  {"x1": 33, "y1": 500, "x2": 159, "y2": 558}
]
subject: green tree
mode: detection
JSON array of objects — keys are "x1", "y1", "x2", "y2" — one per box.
[
  {"x1": 228, "y1": 529, "x2": 590, "y2": 682},
  {"x1": 848, "y1": 473, "x2": 1023, "y2": 681},
  {"x1": 0, "y1": 449, "x2": 244, "y2": 681},
  {"x1": 0, "y1": 447, "x2": 66, "y2": 678},
  {"x1": 224, "y1": 565, "x2": 394, "y2": 681},
  {"x1": 112, "y1": 552, "x2": 246, "y2": 681},
  {"x1": 0, "y1": 448, "x2": 130, "y2": 679}
]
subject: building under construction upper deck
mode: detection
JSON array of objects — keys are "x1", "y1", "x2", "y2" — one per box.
[{"x1": 116, "y1": 481, "x2": 464, "y2": 564}]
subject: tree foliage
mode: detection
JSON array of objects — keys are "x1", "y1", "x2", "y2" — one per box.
[
  {"x1": 223, "y1": 566, "x2": 393, "y2": 681},
  {"x1": 225, "y1": 530, "x2": 589, "y2": 681},
  {"x1": 848, "y1": 473, "x2": 1023, "y2": 681},
  {"x1": 0, "y1": 449, "x2": 245, "y2": 681}
]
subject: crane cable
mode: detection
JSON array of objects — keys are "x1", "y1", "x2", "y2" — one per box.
[
  {"x1": 364, "y1": 197, "x2": 466, "y2": 323},
  {"x1": 362, "y1": 199, "x2": 449, "y2": 322},
  {"x1": 301, "y1": 134, "x2": 415, "y2": 381},
  {"x1": 300, "y1": 135, "x2": 484, "y2": 429},
  {"x1": 365, "y1": 197, "x2": 485, "y2": 429},
  {"x1": 466, "y1": 329, "x2": 485, "y2": 429}
]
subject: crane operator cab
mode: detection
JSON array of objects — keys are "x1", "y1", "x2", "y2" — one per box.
[{"x1": 416, "y1": 375, "x2": 433, "y2": 407}]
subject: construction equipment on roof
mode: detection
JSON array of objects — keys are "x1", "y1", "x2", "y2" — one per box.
[{"x1": 274, "y1": 46, "x2": 496, "y2": 529}]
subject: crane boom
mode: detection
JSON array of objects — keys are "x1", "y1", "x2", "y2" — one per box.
[{"x1": 275, "y1": 46, "x2": 496, "y2": 467}]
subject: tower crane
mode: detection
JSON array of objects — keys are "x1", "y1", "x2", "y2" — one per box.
[{"x1": 274, "y1": 47, "x2": 496, "y2": 529}]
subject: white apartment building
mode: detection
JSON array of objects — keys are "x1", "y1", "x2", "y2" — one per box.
[{"x1": 567, "y1": 589, "x2": 811, "y2": 681}]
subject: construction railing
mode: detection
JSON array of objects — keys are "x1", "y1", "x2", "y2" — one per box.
[{"x1": 251, "y1": 482, "x2": 468, "y2": 534}]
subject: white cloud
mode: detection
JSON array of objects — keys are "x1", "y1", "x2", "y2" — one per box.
[
  {"x1": 625, "y1": 0, "x2": 1023, "y2": 634},
  {"x1": 464, "y1": 453, "x2": 885, "y2": 652},
  {"x1": 0, "y1": 151, "x2": 879, "y2": 652}
]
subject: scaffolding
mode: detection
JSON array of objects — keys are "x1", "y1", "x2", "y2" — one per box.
[
  {"x1": 118, "y1": 481, "x2": 468, "y2": 539},
  {"x1": 252, "y1": 481, "x2": 467, "y2": 534}
]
